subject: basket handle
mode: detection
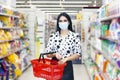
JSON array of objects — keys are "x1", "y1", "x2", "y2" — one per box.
[{"x1": 38, "y1": 52, "x2": 56, "y2": 63}]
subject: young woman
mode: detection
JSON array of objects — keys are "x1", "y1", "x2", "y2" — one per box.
[{"x1": 46, "y1": 12, "x2": 81, "y2": 80}]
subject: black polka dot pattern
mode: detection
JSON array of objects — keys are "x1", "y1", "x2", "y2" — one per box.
[{"x1": 46, "y1": 31, "x2": 81, "y2": 58}]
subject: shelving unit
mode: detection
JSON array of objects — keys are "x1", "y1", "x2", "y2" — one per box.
[
  {"x1": 86, "y1": 51, "x2": 110, "y2": 80},
  {"x1": 45, "y1": 17, "x2": 56, "y2": 48},
  {"x1": 88, "y1": 40, "x2": 120, "y2": 69},
  {"x1": 86, "y1": 0, "x2": 120, "y2": 79},
  {"x1": 0, "y1": 46, "x2": 29, "y2": 61},
  {"x1": 100, "y1": 36, "x2": 120, "y2": 44},
  {"x1": 0, "y1": 14, "x2": 19, "y2": 19},
  {"x1": 0, "y1": 3, "x2": 31, "y2": 80},
  {"x1": 100, "y1": 14, "x2": 120, "y2": 22}
]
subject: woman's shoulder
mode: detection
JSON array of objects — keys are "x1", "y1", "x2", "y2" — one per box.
[
  {"x1": 49, "y1": 31, "x2": 59, "y2": 38},
  {"x1": 70, "y1": 31, "x2": 80, "y2": 38}
]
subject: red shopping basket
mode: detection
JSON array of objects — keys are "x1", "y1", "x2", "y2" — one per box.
[{"x1": 31, "y1": 52, "x2": 66, "y2": 80}]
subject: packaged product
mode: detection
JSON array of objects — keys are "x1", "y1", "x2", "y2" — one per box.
[{"x1": 109, "y1": 18, "x2": 119, "y2": 39}]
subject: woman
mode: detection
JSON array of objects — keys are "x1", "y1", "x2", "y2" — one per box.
[{"x1": 46, "y1": 12, "x2": 81, "y2": 80}]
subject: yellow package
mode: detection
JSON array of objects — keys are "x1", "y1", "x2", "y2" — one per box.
[
  {"x1": 6, "y1": 53, "x2": 22, "y2": 77},
  {"x1": 14, "y1": 68, "x2": 22, "y2": 77},
  {"x1": 96, "y1": 54, "x2": 101, "y2": 65},
  {"x1": 0, "y1": 44, "x2": 2, "y2": 55},
  {"x1": 7, "y1": 9, "x2": 13, "y2": 15},
  {"x1": 24, "y1": 41, "x2": 29, "y2": 46},
  {"x1": 20, "y1": 30, "x2": 24, "y2": 37},
  {"x1": 0, "y1": 16, "x2": 9, "y2": 27},
  {"x1": 7, "y1": 54, "x2": 16, "y2": 63},
  {"x1": 19, "y1": 20, "x2": 24, "y2": 28},
  {"x1": 3, "y1": 32, "x2": 8, "y2": 40},
  {"x1": 7, "y1": 53, "x2": 21, "y2": 64},
  {"x1": 2, "y1": 43, "x2": 9, "y2": 55},
  {"x1": 5, "y1": 42, "x2": 10, "y2": 53},
  {"x1": 6, "y1": 31, "x2": 12, "y2": 40},
  {"x1": 0, "y1": 30, "x2": 5, "y2": 41}
]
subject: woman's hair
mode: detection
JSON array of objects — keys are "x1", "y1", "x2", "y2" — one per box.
[{"x1": 56, "y1": 12, "x2": 73, "y2": 32}]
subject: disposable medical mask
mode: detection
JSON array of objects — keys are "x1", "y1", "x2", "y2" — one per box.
[{"x1": 59, "y1": 22, "x2": 69, "y2": 30}]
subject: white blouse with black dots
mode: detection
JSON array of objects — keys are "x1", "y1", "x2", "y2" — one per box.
[{"x1": 46, "y1": 31, "x2": 81, "y2": 59}]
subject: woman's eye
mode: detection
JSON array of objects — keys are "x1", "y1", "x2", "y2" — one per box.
[
  {"x1": 59, "y1": 20, "x2": 62, "y2": 22},
  {"x1": 59, "y1": 20, "x2": 67, "y2": 22},
  {"x1": 64, "y1": 20, "x2": 67, "y2": 22}
]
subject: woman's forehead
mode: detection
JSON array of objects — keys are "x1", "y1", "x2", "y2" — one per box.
[{"x1": 59, "y1": 16, "x2": 67, "y2": 20}]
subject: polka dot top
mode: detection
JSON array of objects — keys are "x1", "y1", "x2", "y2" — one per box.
[{"x1": 46, "y1": 31, "x2": 81, "y2": 58}]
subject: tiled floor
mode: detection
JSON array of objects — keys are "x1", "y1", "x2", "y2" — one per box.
[{"x1": 17, "y1": 64, "x2": 90, "y2": 80}]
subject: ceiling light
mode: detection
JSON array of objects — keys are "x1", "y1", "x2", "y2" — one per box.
[
  {"x1": 37, "y1": 8, "x2": 65, "y2": 10},
  {"x1": 16, "y1": 1, "x2": 92, "y2": 4},
  {"x1": 60, "y1": 0, "x2": 62, "y2": 7},
  {"x1": 43, "y1": 10, "x2": 77, "y2": 13},
  {"x1": 46, "y1": 12, "x2": 77, "y2": 15},
  {"x1": 16, "y1": 5, "x2": 88, "y2": 7},
  {"x1": 93, "y1": 0, "x2": 97, "y2": 6},
  {"x1": 29, "y1": 0, "x2": 36, "y2": 9}
]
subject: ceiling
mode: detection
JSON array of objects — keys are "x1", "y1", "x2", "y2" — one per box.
[{"x1": 16, "y1": 0, "x2": 102, "y2": 14}]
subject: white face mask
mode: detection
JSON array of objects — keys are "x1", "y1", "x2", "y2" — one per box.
[{"x1": 59, "y1": 22, "x2": 69, "y2": 30}]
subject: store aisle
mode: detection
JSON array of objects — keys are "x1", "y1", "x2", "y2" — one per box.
[
  {"x1": 17, "y1": 64, "x2": 90, "y2": 80},
  {"x1": 73, "y1": 64, "x2": 90, "y2": 80}
]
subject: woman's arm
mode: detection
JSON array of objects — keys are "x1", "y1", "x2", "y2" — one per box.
[
  {"x1": 46, "y1": 33, "x2": 55, "y2": 58},
  {"x1": 58, "y1": 54, "x2": 80, "y2": 64}
]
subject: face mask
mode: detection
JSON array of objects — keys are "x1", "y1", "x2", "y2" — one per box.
[{"x1": 59, "y1": 22, "x2": 69, "y2": 30}]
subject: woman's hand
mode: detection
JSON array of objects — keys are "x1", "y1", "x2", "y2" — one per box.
[
  {"x1": 46, "y1": 53, "x2": 56, "y2": 58},
  {"x1": 58, "y1": 58, "x2": 68, "y2": 64},
  {"x1": 55, "y1": 53, "x2": 62, "y2": 60}
]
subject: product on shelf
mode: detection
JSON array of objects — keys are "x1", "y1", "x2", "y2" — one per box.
[
  {"x1": 116, "y1": 70, "x2": 120, "y2": 80},
  {"x1": 100, "y1": 0, "x2": 120, "y2": 19},
  {"x1": 0, "y1": 59, "x2": 7, "y2": 76},
  {"x1": 94, "y1": 73, "x2": 104, "y2": 80},
  {"x1": 109, "y1": 18, "x2": 120, "y2": 39},
  {"x1": 0, "y1": 3, "x2": 30, "y2": 79},
  {"x1": 5, "y1": 54, "x2": 21, "y2": 77},
  {"x1": 87, "y1": 0, "x2": 120, "y2": 79},
  {"x1": 101, "y1": 24, "x2": 109, "y2": 37},
  {"x1": 102, "y1": 60, "x2": 109, "y2": 73}
]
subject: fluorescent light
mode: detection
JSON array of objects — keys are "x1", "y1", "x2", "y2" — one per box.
[
  {"x1": 37, "y1": 8, "x2": 65, "y2": 10},
  {"x1": 16, "y1": 1, "x2": 92, "y2": 4},
  {"x1": 46, "y1": 12, "x2": 77, "y2": 15},
  {"x1": 93, "y1": 0, "x2": 97, "y2": 7},
  {"x1": 16, "y1": 5, "x2": 88, "y2": 7},
  {"x1": 44, "y1": 10, "x2": 78, "y2": 13}
]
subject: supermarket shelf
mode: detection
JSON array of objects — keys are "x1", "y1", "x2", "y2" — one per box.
[
  {"x1": 88, "y1": 40, "x2": 120, "y2": 70},
  {"x1": 0, "y1": 27, "x2": 20, "y2": 29},
  {"x1": 0, "y1": 37, "x2": 20, "y2": 43},
  {"x1": 100, "y1": 36, "x2": 120, "y2": 44},
  {"x1": 0, "y1": 46, "x2": 29, "y2": 59},
  {"x1": 99, "y1": 0, "x2": 113, "y2": 9},
  {"x1": 100, "y1": 14, "x2": 120, "y2": 22},
  {"x1": 21, "y1": 37, "x2": 29, "y2": 40},
  {"x1": 0, "y1": 12, "x2": 20, "y2": 18},
  {"x1": 21, "y1": 27, "x2": 29, "y2": 30},
  {"x1": 15, "y1": 46, "x2": 29, "y2": 52},
  {"x1": 87, "y1": 51, "x2": 111, "y2": 80}
]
